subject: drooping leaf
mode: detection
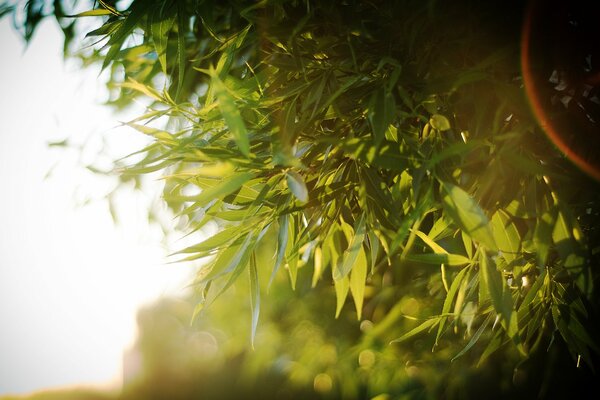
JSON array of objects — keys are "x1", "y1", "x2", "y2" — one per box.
[
  {"x1": 368, "y1": 87, "x2": 396, "y2": 147},
  {"x1": 349, "y1": 246, "x2": 367, "y2": 320},
  {"x1": 491, "y1": 209, "x2": 521, "y2": 263},
  {"x1": 334, "y1": 213, "x2": 367, "y2": 281},
  {"x1": 210, "y1": 69, "x2": 251, "y2": 157},
  {"x1": 249, "y1": 252, "x2": 260, "y2": 348}
]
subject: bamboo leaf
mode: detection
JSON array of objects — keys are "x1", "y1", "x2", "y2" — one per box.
[
  {"x1": 210, "y1": 70, "x2": 250, "y2": 157},
  {"x1": 269, "y1": 214, "x2": 289, "y2": 288},
  {"x1": 441, "y1": 181, "x2": 497, "y2": 251},
  {"x1": 349, "y1": 246, "x2": 367, "y2": 320},
  {"x1": 390, "y1": 318, "x2": 440, "y2": 344},
  {"x1": 171, "y1": 172, "x2": 255, "y2": 206},
  {"x1": 491, "y1": 209, "x2": 521, "y2": 263},
  {"x1": 249, "y1": 252, "x2": 260, "y2": 348},
  {"x1": 286, "y1": 171, "x2": 308, "y2": 203},
  {"x1": 405, "y1": 253, "x2": 471, "y2": 266},
  {"x1": 414, "y1": 230, "x2": 448, "y2": 254},
  {"x1": 451, "y1": 314, "x2": 493, "y2": 361},
  {"x1": 334, "y1": 213, "x2": 367, "y2": 281},
  {"x1": 368, "y1": 87, "x2": 396, "y2": 147},
  {"x1": 150, "y1": 7, "x2": 175, "y2": 75}
]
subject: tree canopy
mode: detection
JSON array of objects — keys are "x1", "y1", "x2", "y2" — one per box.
[{"x1": 3, "y1": 0, "x2": 600, "y2": 398}]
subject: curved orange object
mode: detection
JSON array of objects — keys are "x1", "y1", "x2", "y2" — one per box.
[{"x1": 521, "y1": 0, "x2": 600, "y2": 181}]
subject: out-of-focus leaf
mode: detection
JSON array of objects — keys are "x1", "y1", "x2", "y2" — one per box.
[
  {"x1": 534, "y1": 210, "x2": 554, "y2": 268},
  {"x1": 286, "y1": 171, "x2": 308, "y2": 203},
  {"x1": 451, "y1": 313, "x2": 493, "y2": 361},
  {"x1": 429, "y1": 114, "x2": 451, "y2": 131}
]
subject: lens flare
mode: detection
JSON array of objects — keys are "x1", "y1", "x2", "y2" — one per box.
[{"x1": 521, "y1": 0, "x2": 600, "y2": 180}]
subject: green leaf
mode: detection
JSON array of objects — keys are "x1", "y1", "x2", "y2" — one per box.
[
  {"x1": 286, "y1": 171, "x2": 308, "y2": 203},
  {"x1": 479, "y1": 251, "x2": 520, "y2": 346},
  {"x1": 210, "y1": 70, "x2": 250, "y2": 157},
  {"x1": 201, "y1": 232, "x2": 254, "y2": 282},
  {"x1": 69, "y1": 9, "x2": 115, "y2": 17},
  {"x1": 349, "y1": 246, "x2": 367, "y2": 320},
  {"x1": 334, "y1": 275, "x2": 349, "y2": 318},
  {"x1": 334, "y1": 213, "x2": 367, "y2": 281},
  {"x1": 249, "y1": 253, "x2": 260, "y2": 348},
  {"x1": 171, "y1": 171, "x2": 255, "y2": 206},
  {"x1": 429, "y1": 114, "x2": 451, "y2": 131},
  {"x1": 390, "y1": 317, "x2": 440, "y2": 344},
  {"x1": 405, "y1": 253, "x2": 471, "y2": 266},
  {"x1": 451, "y1": 314, "x2": 493, "y2": 361},
  {"x1": 441, "y1": 181, "x2": 497, "y2": 251},
  {"x1": 491, "y1": 210, "x2": 521, "y2": 263},
  {"x1": 269, "y1": 214, "x2": 289, "y2": 288},
  {"x1": 368, "y1": 87, "x2": 396, "y2": 147},
  {"x1": 436, "y1": 266, "x2": 471, "y2": 344},
  {"x1": 534, "y1": 210, "x2": 554, "y2": 268},
  {"x1": 176, "y1": 2, "x2": 186, "y2": 97},
  {"x1": 150, "y1": 7, "x2": 175, "y2": 75},
  {"x1": 414, "y1": 230, "x2": 449, "y2": 254}
]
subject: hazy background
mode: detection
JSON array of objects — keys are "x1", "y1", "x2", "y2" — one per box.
[{"x1": 0, "y1": 18, "x2": 193, "y2": 395}]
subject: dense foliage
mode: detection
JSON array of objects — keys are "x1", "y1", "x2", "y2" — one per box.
[{"x1": 3, "y1": 0, "x2": 600, "y2": 398}]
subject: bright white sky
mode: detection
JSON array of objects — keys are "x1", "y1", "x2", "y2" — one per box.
[{"x1": 0, "y1": 19, "x2": 196, "y2": 395}]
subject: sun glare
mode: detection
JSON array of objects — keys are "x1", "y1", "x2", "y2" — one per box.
[{"x1": 0, "y1": 19, "x2": 193, "y2": 395}]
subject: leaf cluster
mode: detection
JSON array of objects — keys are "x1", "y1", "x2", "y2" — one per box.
[{"x1": 5, "y1": 0, "x2": 600, "y2": 390}]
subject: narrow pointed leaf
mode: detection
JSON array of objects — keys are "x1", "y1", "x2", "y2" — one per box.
[
  {"x1": 390, "y1": 318, "x2": 440, "y2": 344},
  {"x1": 249, "y1": 253, "x2": 260, "y2": 348},
  {"x1": 211, "y1": 71, "x2": 250, "y2": 156},
  {"x1": 441, "y1": 181, "x2": 497, "y2": 251},
  {"x1": 349, "y1": 247, "x2": 367, "y2": 320},
  {"x1": 286, "y1": 171, "x2": 308, "y2": 202},
  {"x1": 334, "y1": 213, "x2": 367, "y2": 281}
]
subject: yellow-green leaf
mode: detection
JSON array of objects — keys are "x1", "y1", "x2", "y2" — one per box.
[
  {"x1": 441, "y1": 181, "x2": 497, "y2": 251},
  {"x1": 286, "y1": 171, "x2": 308, "y2": 202},
  {"x1": 349, "y1": 246, "x2": 367, "y2": 320},
  {"x1": 430, "y1": 114, "x2": 451, "y2": 131},
  {"x1": 211, "y1": 71, "x2": 250, "y2": 157}
]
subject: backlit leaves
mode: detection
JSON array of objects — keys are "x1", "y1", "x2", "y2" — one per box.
[{"x1": 16, "y1": 0, "x2": 598, "y2": 371}]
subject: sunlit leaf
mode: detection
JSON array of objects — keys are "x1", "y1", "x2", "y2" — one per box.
[
  {"x1": 441, "y1": 181, "x2": 497, "y2": 251},
  {"x1": 210, "y1": 69, "x2": 251, "y2": 157},
  {"x1": 286, "y1": 171, "x2": 308, "y2": 203},
  {"x1": 390, "y1": 317, "x2": 441, "y2": 344},
  {"x1": 429, "y1": 114, "x2": 451, "y2": 131},
  {"x1": 491, "y1": 210, "x2": 521, "y2": 263},
  {"x1": 349, "y1": 246, "x2": 367, "y2": 320},
  {"x1": 249, "y1": 252, "x2": 260, "y2": 348},
  {"x1": 334, "y1": 213, "x2": 367, "y2": 281}
]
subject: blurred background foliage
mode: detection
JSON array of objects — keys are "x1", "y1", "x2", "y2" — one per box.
[{"x1": 2, "y1": 0, "x2": 600, "y2": 398}]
